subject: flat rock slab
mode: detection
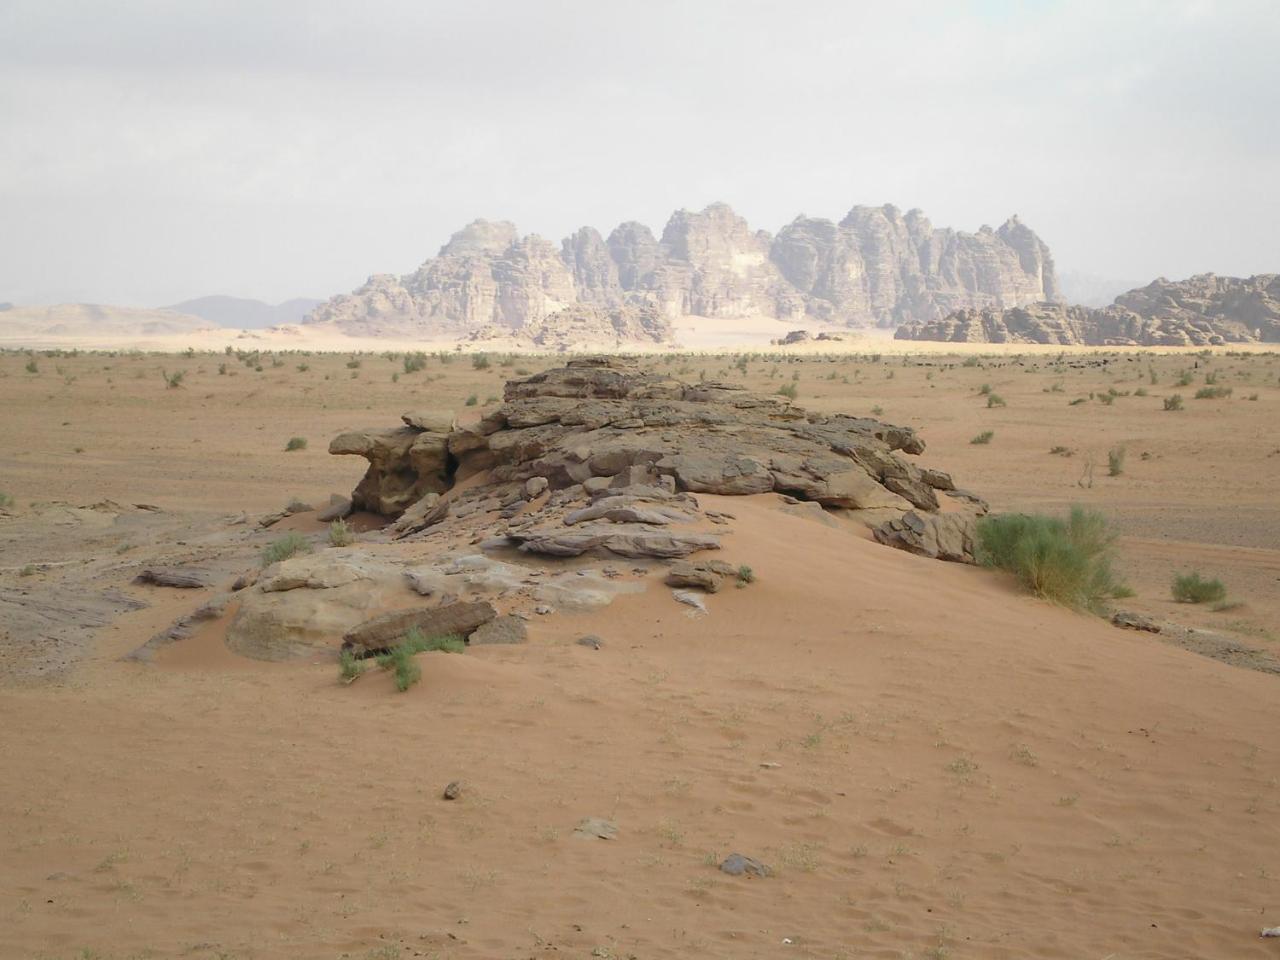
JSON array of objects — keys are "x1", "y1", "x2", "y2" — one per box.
[
  {"x1": 469, "y1": 615, "x2": 528, "y2": 645},
  {"x1": 342, "y1": 600, "x2": 496, "y2": 654},
  {"x1": 134, "y1": 567, "x2": 212, "y2": 589},
  {"x1": 573, "y1": 817, "x2": 618, "y2": 840},
  {"x1": 504, "y1": 524, "x2": 721, "y2": 559}
]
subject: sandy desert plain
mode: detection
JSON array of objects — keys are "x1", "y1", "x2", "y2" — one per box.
[{"x1": 2, "y1": 340, "x2": 1279, "y2": 960}]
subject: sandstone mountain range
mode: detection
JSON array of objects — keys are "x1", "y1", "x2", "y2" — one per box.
[
  {"x1": 303, "y1": 202, "x2": 1059, "y2": 344},
  {"x1": 896, "y1": 273, "x2": 1280, "y2": 346}
]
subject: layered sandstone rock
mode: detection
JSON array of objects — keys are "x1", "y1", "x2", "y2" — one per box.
[
  {"x1": 896, "y1": 274, "x2": 1280, "y2": 346},
  {"x1": 331, "y1": 358, "x2": 983, "y2": 560},
  {"x1": 306, "y1": 203, "x2": 1058, "y2": 337}
]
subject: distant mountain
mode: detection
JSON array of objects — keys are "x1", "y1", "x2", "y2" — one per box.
[
  {"x1": 306, "y1": 202, "x2": 1059, "y2": 339},
  {"x1": 1057, "y1": 270, "x2": 1145, "y2": 308},
  {"x1": 896, "y1": 273, "x2": 1280, "y2": 346},
  {"x1": 164, "y1": 295, "x2": 323, "y2": 329},
  {"x1": 0, "y1": 303, "x2": 211, "y2": 337}
]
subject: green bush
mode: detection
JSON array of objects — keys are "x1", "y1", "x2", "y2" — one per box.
[
  {"x1": 464, "y1": 394, "x2": 478, "y2": 406},
  {"x1": 736, "y1": 564, "x2": 755, "y2": 586},
  {"x1": 0, "y1": 492, "x2": 13, "y2": 510},
  {"x1": 1194, "y1": 386, "x2": 1232, "y2": 399},
  {"x1": 986, "y1": 393, "x2": 1006, "y2": 408},
  {"x1": 1163, "y1": 394, "x2": 1184, "y2": 411},
  {"x1": 976, "y1": 507, "x2": 1131, "y2": 613},
  {"x1": 162, "y1": 369, "x2": 186, "y2": 389},
  {"x1": 338, "y1": 647, "x2": 367, "y2": 684},
  {"x1": 776, "y1": 382, "x2": 798, "y2": 400},
  {"x1": 1171, "y1": 572, "x2": 1226, "y2": 604},
  {"x1": 261, "y1": 531, "x2": 312, "y2": 566},
  {"x1": 376, "y1": 629, "x2": 465, "y2": 692},
  {"x1": 1107, "y1": 445, "x2": 1126, "y2": 477},
  {"x1": 328, "y1": 518, "x2": 354, "y2": 546},
  {"x1": 970, "y1": 430, "x2": 994, "y2": 445},
  {"x1": 403, "y1": 352, "x2": 427, "y2": 374},
  {"x1": 285, "y1": 436, "x2": 307, "y2": 451}
]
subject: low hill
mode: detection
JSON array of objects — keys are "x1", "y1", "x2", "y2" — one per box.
[
  {"x1": 0, "y1": 303, "x2": 210, "y2": 338},
  {"x1": 896, "y1": 273, "x2": 1280, "y2": 345},
  {"x1": 165, "y1": 295, "x2": 323, "y2": 329}
]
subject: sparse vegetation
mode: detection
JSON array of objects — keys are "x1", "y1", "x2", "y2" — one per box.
[
  {"x1": 403, "y1": 352, "x2": 427, "y2": 374},
  {"x1": 776, "y1": 382, "x2": 798, "y2": 400},
  {"x1": 338, "y1": 647, "x2": 367, "y2": 683},
  {"x1": 1171, "y1": 572, "x2": 1227, "y2": 605},
  {"x1": 284, "y1": 436, "x2": 308, "y2": 451},
  {"x1": 970, "y1": 430, "x2": 994, "y2": 445},
  {"x1": 0, "y1": 492, "x2": 12, "y2": 510},
  {"x1": 20, "y1": 563, "x2": 36, "y2": 577},
  {"x1": 736, "y1": 564, "x2": 755, "y2": 586},
  {"x1": 986, "y1": 393, "x2": 1006, "y2": 408},
  {"x1": 1194, "y1": 385, "x2": 1232, "y2": 399},
  {"x1": 261, "y1": 531, "x2": 312, "y2": 566},
  {"x1": 328, "y1": 518, "x2": 354, "y2": 546},
  {"x1": 1163, "y1": 394, "x2": 1184, "y2": 411},
  {"x1": 976, "y1": 507, "x2": 1132, "y2": 613},
  {"x1": 374, "y1": 628, "x2": 466, "y2": 692},
  {"x1": 162, "y1": 369, "x2": 186, "y2": 389},
  {"x1": 464, "y1": 393, "x2": 478, "y2": 406},
  {"x1": 1107, "y1": 445, "x2": 1126, "y2": 477}
]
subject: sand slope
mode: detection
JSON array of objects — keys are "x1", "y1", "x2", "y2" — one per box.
[{"x1": 2, "y1": 494, "x2": 1278, "y2": 959}]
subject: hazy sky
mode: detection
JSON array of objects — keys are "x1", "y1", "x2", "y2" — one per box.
[{"x1": 1, "y1": 0, "x2": 1277, "y2": 306}]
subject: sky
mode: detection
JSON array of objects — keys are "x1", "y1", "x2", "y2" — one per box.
[{"x1": 1, "y1": 0, "x2": 1277, "y2": 307}]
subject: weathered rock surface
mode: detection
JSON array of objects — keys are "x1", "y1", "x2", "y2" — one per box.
[
  {"x1": 226, "y1": 554, "x2": 416, "y2": 661},
  {"x1": 341, "y1": 600, "x2": 497, "y2": 655},
  {"x1": 897, "y1": 273, "x2": 1280, "y2": 345},
  {"x1": 872, "y1": 510, "x2": 978, "y2": 563},
  {"x1": 664, "y1": 559, "x2": 737, "y2": 592},
  {"x1": 306, "y1": 203, "x2": 1058, "y2": 337}
]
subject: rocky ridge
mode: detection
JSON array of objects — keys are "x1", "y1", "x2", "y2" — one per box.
[
  {"x1": 306, "y1": 203, "x2": 1058, "y2": 339},
  {"x1": 895, "y1": 273, "x2": 1280, "y2": 346}
]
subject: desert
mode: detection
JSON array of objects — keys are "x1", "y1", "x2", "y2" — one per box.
[
  {"x1": 2, "y1": 343, "x2": 1279, "y2": 960},
  {"x1": 5, "y1": 3, "x2": 1280, "y2": 958}
]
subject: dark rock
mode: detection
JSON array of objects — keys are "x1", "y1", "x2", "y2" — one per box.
[
  {"x1": 342, "y1": 600, "x2": 497, "y2": 654},
  {"x1": 719, "y1": 853, "x2": 771, "y2": 878}
]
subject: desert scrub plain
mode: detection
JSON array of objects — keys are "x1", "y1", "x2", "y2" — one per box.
[{"x1": 1, "y1": 344, "x2": 1279, "y2": 960}]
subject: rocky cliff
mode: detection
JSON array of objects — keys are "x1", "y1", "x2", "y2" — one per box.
[
  {"x1": 895, "y1": 274, "x2": 1280, "y2": 346},
  {"x1": 306, "y1": 203, "x2": 1058, "y2": 338}
]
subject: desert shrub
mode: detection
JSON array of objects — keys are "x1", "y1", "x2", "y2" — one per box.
[
  {"x1": 1247, "y1": 393, "x2": 1259, "y2": 400},
  {"x1": 218, "y1": 362, "x2": 228, "y2": 375},
  {"x1": 871, "y1": 405, "x2": 884, "y2": 416},
  {"x1": 970, "y1": 430, "x2": 994, "y2": 445},
  {"x1": 1098, "y1": 392, "x2": 1115, "y2": 405},
  {"x1": 328, "y1": 518, "x2": 354, "y2": 546},
  {"x1": 338, "y1": 647, "x2": 367, "y2": 684},
  {"x1": 261, "y1": 531, "x2": 312, "y2": 566},
  {"x1": 1134, "y1": 387, "x2": 1148, "y2": 396},
  {"x1": 976, "y1": 507, "x2": 1131, "y2": 613},
  {"x1": 472, "y1": 353, "x2": 491, "y2": 370},
  {"x1": 20, "y1": 563, "x2": 36, "y2": 577},
  {"x1": 1049, "y1": 446, "x2": 1073, "y2": 456},
  {"x1": 162, "y1": 369, "x2": 186, "y2": 389},
  {"x1": 376, "y1": 629, "x2": 465, "y2": 692},
  {"x1": 978, "y1": 383, "x2": 991, "y2": 395},
  {"x1": 1163, "y1": 394, "x2": 1184, "y2": 411},
  {"x1": 1068, "y1": 397, "x2": 1088, "y2": 406},
  {"x1": 346, "y1": 358, "x2": 361, "y2": 369},
  {"x1": 25, "y1": 358, "x2": 39, "y2": 374},
  {"x1": 403, "y1": 352, "x2": 427, "y2": 374},
  {"x1": 986, "y1": 393, "x2": 1006, "y2": 408},
  {"x1": 0, "y1": 492, "x2": 13, "y2": 509},
  {"x1": 1176, "y1": 370, "x2": 1194, "y2": 386},
  {"x1": 296, "y1": 362, "x2": 310, "y2": 372},
  {"x1": 736, "y1": 564, "x2": 755, "y2": 586},
  {"x1": 464, "y1": 394, "x2": 478, "y2": 406},
  {"x1": 1107, "y1": 445, "x2": 1126, "y2": 476},
  {"x1": 285, "y1": 436, "x2": 307, "y2": 451},
  {"x1": 1204, "y1": 370, "x2": 1220, "y2": 384},
  {"x1": 776, "y1": 382, "x2": 798, "y2": 400},
  {"x1": 1171, "y1": 572, "x2": 1226, "y2": 604},
  {"x1": 1194, "y1": 386, "x2": 1232, "y2": 399}
]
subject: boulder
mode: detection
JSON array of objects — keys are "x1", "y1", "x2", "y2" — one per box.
[
  {"x1": 341, "y1": 600, "x2": 497, "y2": 654},
  {"x1": 872, "y1": 511, "x2": 977, "y2": 563},
  {"x1": 664, "y1": 559, "x2": 737, "y2": 592},
  {"x1": 469, "y1": 615, "x2": 528, "y2": 645}
]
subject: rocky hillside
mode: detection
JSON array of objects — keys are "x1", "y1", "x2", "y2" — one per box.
[
  {"x1": 896, "y1": 273, "x2": 1280, "y2": 346},
  {"x1": 306, "y1": 203, "x2": 1058, "y2": 340}
]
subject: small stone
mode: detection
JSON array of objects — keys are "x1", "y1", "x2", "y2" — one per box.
[
  {"x1": 524, "y1": 476, "x2": 549, "y2": 499},
  {"x1": 719, "y1": 853, "x2": 770, "y2": 878},
  {"x1": 573, "y1": 817, "x2": 618, "y2": 840},
  {"x1": 672, "y1": 590, "x2": 708, "y2": 614},
  {"x1": 535, "y1": 604, "x2": 554, "y2": 615},
  {"x1": 576, "y1": 635, "x2": 604, "y2": 650},
  {"x1": 442, "y1": 781, "x2": 462, "y2": 800}
]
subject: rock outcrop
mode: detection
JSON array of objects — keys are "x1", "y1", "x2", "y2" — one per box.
[
  {"x1": 306, "y1": 203, "x2": 1058, "y2": 337},
  {"x1": 332, "y1": 358, "x2": 984, "y2": 571},
  {"x1": 896, "y1": 273, "x2": 1280, "y2": 346}
]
